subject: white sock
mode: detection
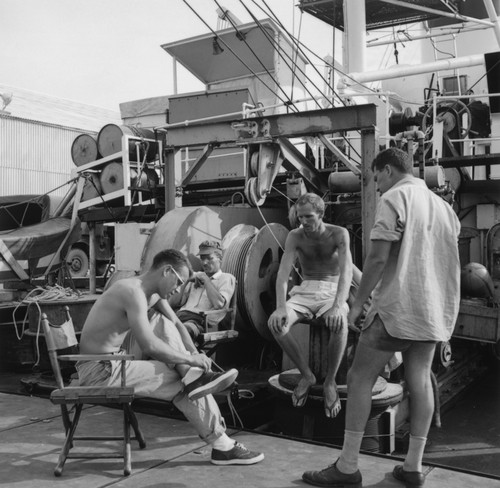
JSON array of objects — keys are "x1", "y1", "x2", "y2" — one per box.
[
  {"x1": 181, "y1": 367, "x2": 204, "y2": 386},
  {"x1": 404, "y1": 435, "x2": 427, "y2": 472},
  {"x1": 211, "y1": 434, "x2": 235, "y2": 451},
  {"x1": 337, "y1": 430, "x2": 364, "y2": 474}
]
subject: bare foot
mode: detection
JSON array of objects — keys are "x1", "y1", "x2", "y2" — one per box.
[
  {"x1": 292, "y1": 376, "x2": 316, "y2": 408},
  {"x1": 323, "y1": 381, "x2": 341, "y2": 418}
]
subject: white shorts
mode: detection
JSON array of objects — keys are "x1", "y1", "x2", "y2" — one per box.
[{"x1": 287, "y1": 280, "x2": 347, "y2": 319}]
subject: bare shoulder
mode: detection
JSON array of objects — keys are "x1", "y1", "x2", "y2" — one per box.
[
  {"x1": 285, "y1": 228, "x2": 303, "y2": 246},
  {"x1": 106, "y1": 277, "x2": 144, "y2": 304},
  {"x1": 325, "y1": 223, "x2": 350, "y2": 240}
]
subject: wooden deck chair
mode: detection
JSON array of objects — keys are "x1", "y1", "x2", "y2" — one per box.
[
  {"x1": 195, "y1": 280, "x2": 239, "y2": 357},
  {"x1": 40, "y1": 307, "x2": 146, "y2": 477}
]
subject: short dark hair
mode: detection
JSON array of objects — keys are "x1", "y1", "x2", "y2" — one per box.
[
  {"x1": 295, "y1": 193, "x2": 325, "y2": 216},
  {"x1": 151, "y1": 249, "x2": 192, "y2": 275},
  {"x1": 371, "y1": 147, "x2": 413, "y2": 174}
]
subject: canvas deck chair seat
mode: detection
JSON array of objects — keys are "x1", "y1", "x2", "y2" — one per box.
[
  {"x1": 194, "y1": 281, "x2": 239, "y2": 356},
  {"x1": 40, "y1": 307, "x2": 146, "y2": 477}
]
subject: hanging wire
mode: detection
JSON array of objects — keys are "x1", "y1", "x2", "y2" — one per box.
[
  {"x1": 290, "y1": 7, "x2": 303, "y2": 102},
  {"x1": 240, "y1": 0, "x2": 326, "y2": 109},
  {"x1": 182, "y1": 0, "x2": 297, "y2": 110},
  {"x1": 211, "y1": 0, "x2": 300, "y2": 112},
  {"x1": 245, "y1": 0, "x2": 339, "y2": 104}
]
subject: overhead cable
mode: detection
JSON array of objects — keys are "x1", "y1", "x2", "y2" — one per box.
[
  {"x1": 240, "y1": 0, "x2": 327, "y2": 109},
  {"x1": 211, "y1": 0, "x2": 299, "y2": 112},
  {"x1": 182, "y1": 0, "x2": 297, "y2": 110}
]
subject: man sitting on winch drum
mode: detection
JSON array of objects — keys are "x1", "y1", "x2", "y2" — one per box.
[{"x1": 268, "y1": 192, "x2": 354, "y2": 419}]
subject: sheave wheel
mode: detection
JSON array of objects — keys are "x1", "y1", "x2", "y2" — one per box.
[{"x1": 66, "y1": 247, "x2": 89, "y2": 277}]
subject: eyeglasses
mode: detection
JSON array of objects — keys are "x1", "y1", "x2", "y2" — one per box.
[{"x1": 169, "y1": 266, "x2": 185, "y2": 287}]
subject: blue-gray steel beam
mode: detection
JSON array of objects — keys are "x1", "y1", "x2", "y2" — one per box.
[{"x1": 165, "y1": 105, "x2": 377, "y2": 148}]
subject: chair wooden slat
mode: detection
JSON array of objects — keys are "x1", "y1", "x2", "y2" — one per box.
[{"x1": 39, "y1": 309, "x2": 146, "y2": 477}]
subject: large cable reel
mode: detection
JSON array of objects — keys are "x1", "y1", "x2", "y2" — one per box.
[
  {"x1": 222, "y1": 222, "x2": 289, "y2": 341},
  {"x1": 421, "y1": 100, "x2": 472, "y2": 140}
]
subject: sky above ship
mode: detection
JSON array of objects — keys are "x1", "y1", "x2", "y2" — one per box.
[{"x1": 1, "y1": 0, "x2": 418, "y2": 112}]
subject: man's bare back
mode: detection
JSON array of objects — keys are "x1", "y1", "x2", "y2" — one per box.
[{"x1": 80, "y1": 278, "x2": 147, "y2": 355}]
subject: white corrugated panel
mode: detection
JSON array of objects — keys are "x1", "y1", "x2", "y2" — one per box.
[
  {"x1": 0, "y1": 114, "x2": 90, "y2": 196},
  {"x1": 0, "y1": 167, "x2": 73, "y2": 198},
  {"x1": 0, "y1": 83, "x2": 121, "y2": 132}
]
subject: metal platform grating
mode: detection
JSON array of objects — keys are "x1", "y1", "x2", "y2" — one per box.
[{"x1": 298, "y1": 0, "x2": 461, "y2": 31}]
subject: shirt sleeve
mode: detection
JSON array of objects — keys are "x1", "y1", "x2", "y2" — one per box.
[
  {"x1": 370, "y1": 193, "x2": 405, "y2": 242},
  {"x1": 216, "y1": 273, "x2": 236, "y2": 307}
]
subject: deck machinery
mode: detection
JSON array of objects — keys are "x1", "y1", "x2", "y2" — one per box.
[{"x1": 73, "y1": 0, "x2": 500, "y2": 450}]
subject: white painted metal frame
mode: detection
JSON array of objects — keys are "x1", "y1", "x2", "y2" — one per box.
[{"x1": 75, "y1": 135, "x2": 162, "y2": 210}]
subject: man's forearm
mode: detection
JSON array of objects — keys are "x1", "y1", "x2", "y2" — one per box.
[
  {"x1": 334, "y1": 267, "x2": 353, "y2": 307},
  {"x1": 353, "y1": 258, "x2": 385, "y2": 308},
  {"x1": 204, "y1": 280, "x2": 225, "y2": 309},
  {"x1": 148, "y1": 341, "x2": 195, "y2": 366},
  {"x1": 174, "y1": 321, "x2": 198, "y2": 353},
  {"x1": 275, "y1": 279, "x2": 289, "y2": 309}
]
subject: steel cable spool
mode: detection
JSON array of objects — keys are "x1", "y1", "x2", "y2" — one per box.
[
  {"x1": 222, "y1": 231, "x2": 256, "y2": 334},
  {"x1": 99, "y1": 162, "x2": 158, "y2": 195},
  {"x1": 97, "y1": 124, "x2": 157, "y2": 162},
  {"x1": 71, "y1": 133, "x2": 100, "y2": 166},
  {"x1": 222, "y1": 223, "x2": 258, "y2": 252},
  {"x1": 222, "y1": 223, "x2": 288, "y2": 341}
]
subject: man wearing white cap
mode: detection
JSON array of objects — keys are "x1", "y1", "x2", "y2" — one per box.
[{"x1": 172, "y1": 240, "x2": 236, "y2": 339}]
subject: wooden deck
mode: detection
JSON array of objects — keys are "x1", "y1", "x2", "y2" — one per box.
[{"x1": 1, "y1": 391, "x2": 499, "y2": 488}]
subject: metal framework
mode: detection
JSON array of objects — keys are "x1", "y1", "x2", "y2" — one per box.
[{"x1": 164, "y1": 104, "x2": 377, "y2": 256}]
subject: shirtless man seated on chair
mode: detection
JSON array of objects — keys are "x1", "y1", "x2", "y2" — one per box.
[
  {"x1": 268, "y1": 193, "x2": 353, "y2": 418},
  {"x1": 169, "y1": 240, "x2": 236, "y2": 340},
  {"x1": 78, "y1": 249, "x2": 264, "y2": 465}
]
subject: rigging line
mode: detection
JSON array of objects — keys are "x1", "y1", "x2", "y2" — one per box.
[
  {"x1": 255, "y1": 202, "x2": 303, "y2": 280},
  {"x1": 85, "y1": 173, "x2": 119, "y2": 221},
  {"x1": 250, "y1": 0, "x2": 362, "y2": 104},
  {"x1": 290, "y1": 8, "x2": 303, "y2": 102},
  {"x1": 249, "y1": 14, "x2": 365, "y2": 159},
  {"x1": 236, "y1": 3, "x2": 324, "y2": 109},
  {"x1": 430, "y1": 37, "x2": 455, "y2": 58},
  {"x1": 182, "y1": 0, "x2": 296, "y2": 111},
  {"x1": 249, "y1": 0, "x2": 343, "y2": 103},
  {"x1": 249, "y1": 1, "x2": 363, "y2": 159},
  {"x1": 239, "y1": 1, "x2": 326, "y2": 109},
  {"x1": 211, "y1": 0, "x2": 299, "y2": 112},
  {"x1": 467, "y1": 57, "x2": 500, "y2": 94}
]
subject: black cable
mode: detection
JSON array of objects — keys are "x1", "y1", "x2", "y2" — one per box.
[
  {"x1": 211, "y1": 0, "x2": 299, "y2": 112},
  {"x1": 239, "y1": 0, "x2": 325, "y2": 109},
  {"x1": 248, "y1": 0, "x2": 364, "y2": 159},
  {"x1": 251, "y1": 0, "x2": 380, "y2": 102},
  {"x1": 467, "y1": 57, "x2": 500, "y2": 94},
  {"x1": 182, "y1": 0, "x2": 295, "y2": 110},
  {"x1": 249, "y1": 0, "x2": 342, "y2": 105}
]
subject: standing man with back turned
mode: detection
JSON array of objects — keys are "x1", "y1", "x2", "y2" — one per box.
[
  {"x1": 268, "y1": 192, "x2": 353, "y2": 418},
  {"x1": 303, "y1": 148, "x2": 460, "y2": 487}
]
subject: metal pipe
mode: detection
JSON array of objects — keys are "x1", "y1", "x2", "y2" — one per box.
[
  {"x1": 343, "y1": 0, "x2": 366, "y2": 73},
  {"x1": 172, "y1": 56, "x2": 178, "y2": 95},
  {"x1": 342, "y1": 54, "x2": 485, "y2": 85},
  {"x1": 483, "y1": 0, "x2": 500, "y2": 48}
]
